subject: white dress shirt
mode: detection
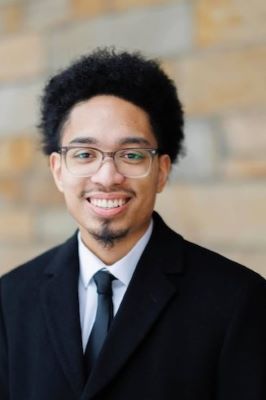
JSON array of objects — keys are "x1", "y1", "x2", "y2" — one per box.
[{"x1": 78, "y1": 221, "x2": 153, "y2": 351}]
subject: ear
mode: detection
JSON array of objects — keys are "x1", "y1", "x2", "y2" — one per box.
[
  {"x1": 49, "y1": 152, "x2": 64, "y2": 192},
  {"x1": 156, "y1": 154, "x2": 171, "y2": 193}
]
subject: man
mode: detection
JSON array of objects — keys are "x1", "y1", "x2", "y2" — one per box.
[{"x1": 0, "y1": 48, "x2": 265, "y2": 400}]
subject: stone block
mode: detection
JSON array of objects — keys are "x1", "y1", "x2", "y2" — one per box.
[
  {"x1": 0, "y1": 0, "x2": 18, "y2": 5},
  {"x1": 37, "y1": 209, "x2": 77, "y2": 241},
  {"x1": 196, "y1": 0, "x2": 266, "y2": 47},
  {"x1": 0, "y1": 208, "x2": 33, "y2": 242},
  {"x1": 0, "y1": 4, "x2": 23, "y2": 33},
  {"x1": 173, "y1": 46, "x2": 266, "y2": 115},
  {"x1": 0, "y1": 135, "x2": 35, "y2": 174},
  {"x1": 0, "y1": 34, "x2": 44, "y2": 82},
  {"x1": 155, "y1": 182, "x2": 266, "y2": 247},
  {"x1": 222, "y1": 110, "x2": 266, "y2": 156},
  {"x1": 0, "y1": 177, "x2": 21, "y2": 202},
  {"x1": 28, "y1": 175, "x2": 65, "y2": 206},
  {"x1": 24, "y1": 0, "x2": 70, "y2": 30},
  {"x1": 0, "y1": 81, "x2": 43, "y2": 134},
  {"x1": 113, "y1": 0, "x2": 172, "y2": 11},
  {"x1": 222, "y1": 159, "x2": 266, "y2": 179},
  {"x1": 48, "y1": 2, "x2": 193, "y2": 71},
  {"x1": 172, "y1": 118, "x2": 218, "y2": 181},
  {"x1": 71, "y1": 0, "x2": 110, "y2": 18}
]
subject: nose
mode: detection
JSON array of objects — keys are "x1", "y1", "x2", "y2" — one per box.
[{"x1": 90, "y1": 159, "x2": 125, "y2": 186}]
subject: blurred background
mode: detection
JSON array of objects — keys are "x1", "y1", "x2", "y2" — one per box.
[{"x1": 0, "y1": 0, "x2": 265, "y2": 277}]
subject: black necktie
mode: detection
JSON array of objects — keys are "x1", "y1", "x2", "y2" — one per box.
[{"x1": 84, "y1": 270, "x2": 115, "y2": 375}]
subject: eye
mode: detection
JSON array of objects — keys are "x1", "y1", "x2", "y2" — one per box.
[
  {"x1": 71, "y1": 148, "x2": 98, "y2": 162},
  {"x1": 119, "y1": 150, "x2": 145, "y2": 162}
]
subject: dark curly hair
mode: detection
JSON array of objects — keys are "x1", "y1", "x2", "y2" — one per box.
[{"x1": 39, "y1": 47, "x2": 184, "y2": 163}]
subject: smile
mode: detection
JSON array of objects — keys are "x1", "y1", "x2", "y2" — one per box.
[{"x1": 89, "y1": 198, "x2": 128, "y2": 209}]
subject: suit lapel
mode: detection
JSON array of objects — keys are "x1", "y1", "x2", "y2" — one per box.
[
  {"x1": 40, "y1": 234, "x2": 85, "y2": 398},
  {"x1": 83, "y1": 213, "x2": 185, "y2": 399}
]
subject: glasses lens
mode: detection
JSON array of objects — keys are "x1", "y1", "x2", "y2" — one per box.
[
  {"x1": 115, "y1": 149, "x2": 152, "y2": 177},
  {"x1": 66, "y1": 147, "x2": 101, "y2": 176}
]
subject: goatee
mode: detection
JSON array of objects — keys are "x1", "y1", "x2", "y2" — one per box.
[{"x1": 89, "y1": 220, "x2": 129, "y2": 248}]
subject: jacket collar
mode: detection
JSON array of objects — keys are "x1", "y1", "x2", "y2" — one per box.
[{"x1": 41, "y1": 234, "x2": 86, "y2": 398}]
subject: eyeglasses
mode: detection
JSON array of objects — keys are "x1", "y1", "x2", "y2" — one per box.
[{"x1": 58, "y1": 146, "x2": 159, "y2": 178}]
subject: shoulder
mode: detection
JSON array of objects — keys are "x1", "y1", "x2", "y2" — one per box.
[
  {"x1": 182, "y1": 239, "x2": 265, "y2": 299},
  {"x1": 0, "y1": 233, "x2": 78, "y2": 291},
  {"x1": 155, "y1": 214, "x2": 266, "y2": 322},
  {"x1": 185, "y1": 239, "x2": 263, "y2": 281},
  {"x1": 1, "y1": 245, "x2": 59, "y2": 283},
  {"x1": 153, "y1": 212, "x2": 265, "y2": 288}
]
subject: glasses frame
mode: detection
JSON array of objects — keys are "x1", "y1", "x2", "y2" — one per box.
[{"x1": 58, "y1": 146, "x2": 160, "y2": 178}]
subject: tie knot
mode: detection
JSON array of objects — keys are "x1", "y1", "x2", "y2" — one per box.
[{"x1": 93, "y1": 270, "x2": 114, "y2": 295}]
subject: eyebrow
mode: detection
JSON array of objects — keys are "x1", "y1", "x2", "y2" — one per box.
[
  {"x1": 68, "y1": 137, "x2": 98, "y2": 145},
  {"x1": 68, "y1": 136, "x2": 152, "y2": 146},
  {"x1": 118, "y1": 137, "x2": 152, "y2": 146}
]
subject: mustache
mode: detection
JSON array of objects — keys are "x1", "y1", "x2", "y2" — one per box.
[{"x1": 80, "y1": 187, "x2": 136, "y2": 198}]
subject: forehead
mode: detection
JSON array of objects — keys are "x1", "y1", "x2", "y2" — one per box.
[{"x1": 61, "y1": 95, "x2": 157, "y2": 147}]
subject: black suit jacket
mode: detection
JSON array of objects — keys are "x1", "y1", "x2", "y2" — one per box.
[{"x1": 0, "y1": 213, "x2": 265, "y2": 399}]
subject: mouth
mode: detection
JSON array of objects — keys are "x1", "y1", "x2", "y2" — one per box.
[
  {"x1": 88, "y1": 197, "x2": 130, "y2": 209},
  {"x1": 84, "y1": 193, "x2": 132, "y2": 217}
]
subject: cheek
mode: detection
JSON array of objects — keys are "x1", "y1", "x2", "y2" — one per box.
[
  {"x1": 136, "y1": 179, "x2": 158, "y2": 207},
  {"x1": 60, "y1": 175, "x2": 84, "y2": 201}
]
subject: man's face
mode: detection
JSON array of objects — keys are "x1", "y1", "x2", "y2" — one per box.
[{"x1": 50, "y1": 95, "x2": 171, "y2": 248}]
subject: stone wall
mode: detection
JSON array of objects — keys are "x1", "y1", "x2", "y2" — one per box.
[{"x1": 0, "y1": 0, "x2": 266, "y2": 277}]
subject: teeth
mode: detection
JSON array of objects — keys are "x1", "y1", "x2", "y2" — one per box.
[{"x1": 90, "y1": 198, "x2": 127, "y2": 209}]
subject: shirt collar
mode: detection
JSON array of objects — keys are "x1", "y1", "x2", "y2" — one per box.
[{"x1": 78, "y1": 220, "x2": 153, "y2": 288}]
